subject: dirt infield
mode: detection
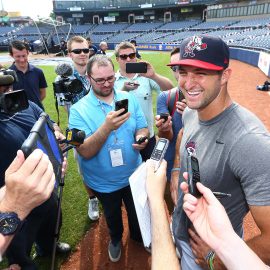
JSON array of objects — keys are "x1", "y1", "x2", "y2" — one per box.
[{"x1": 60, "y1": 59, "x2": 270, "y2": 270}]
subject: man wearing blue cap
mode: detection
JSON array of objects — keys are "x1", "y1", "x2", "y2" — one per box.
[{"x1": 170, "y1": 35, "x2": 270, "y2": 270}]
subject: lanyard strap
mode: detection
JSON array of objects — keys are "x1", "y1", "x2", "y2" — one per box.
[{"x1": 98, "y1": 98, "x2": 118, "y2": 143}]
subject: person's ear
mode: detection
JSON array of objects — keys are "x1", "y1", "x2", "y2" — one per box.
[{"x1": 221, "y1": 68, "x2": 231, "y2": 85}]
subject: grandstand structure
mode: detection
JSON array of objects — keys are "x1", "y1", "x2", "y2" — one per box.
[{"x1": 0, "y1": 0, "x2": 269, "y2": 54}]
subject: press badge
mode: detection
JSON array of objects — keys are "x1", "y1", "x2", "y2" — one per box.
[{"x1": 108, "y1": 140, "x2": 125, "y2": 167}]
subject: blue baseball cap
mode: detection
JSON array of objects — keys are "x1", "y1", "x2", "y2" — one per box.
[{"x1": 168, "y1": 35, "x2": 229, "y2": 71}]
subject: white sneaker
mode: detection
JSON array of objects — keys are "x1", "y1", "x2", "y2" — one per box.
[{"x1": 88, "y1": 197, "x2": 99, "y2": 221}]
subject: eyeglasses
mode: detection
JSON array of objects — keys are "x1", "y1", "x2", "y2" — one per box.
[
  {"x1": 170, "y1": 66, "x2": 179, "y2": 72},
  {"x1": 119, "y1": 53, "x2": 136, "y2": 60},
  {"x1": 71, "y1": 48, "x2": 90, "y2": 54},
  {"x1": 90, "y1": 75, "x2": 115, "y2": 85}
]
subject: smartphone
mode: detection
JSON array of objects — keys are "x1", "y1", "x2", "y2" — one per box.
[
  {"x1": 115, "y1": 99, "x2": 128, "y2": 116},
  {"x1": 187, "y1": 154, "x2": 202, "y2": 198},
  {"x1": 150, "y1": 138, "x2": 169, "y2": 171},
  {"x1": 178, "y1": 90, "x2": 185, "y2": 102},
  {"x1": 159, "y1": 113, "x2": 169, "y2": 122},
  {"x1": 127, "y1": 82, "x2": 140, "y2": 87},
  {"x1": 136, "y1": 136, "x2": 148, "y2": 144},
  {"x1": 126, "y1": 62, "x2": 147, "y2": 73}
]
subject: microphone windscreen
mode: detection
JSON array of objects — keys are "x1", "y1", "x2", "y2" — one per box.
[
  {"x1": 55, "y1": 63, "x2": 73, "y2": 77},
  {"x1": 0, "y1": 75, "x2": 14, "y2": 86},
  {"x1": 77, "y1": 130, "x2": 86, "y2": 140}
]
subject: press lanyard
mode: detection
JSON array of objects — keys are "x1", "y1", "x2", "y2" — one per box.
[{"x1": 98, "y1": 98, "x2": 118, "y2": 143}]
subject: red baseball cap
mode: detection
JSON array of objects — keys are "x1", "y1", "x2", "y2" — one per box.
[{"x1": 168, "y1": 35, "x2": 230, "y2": 71}]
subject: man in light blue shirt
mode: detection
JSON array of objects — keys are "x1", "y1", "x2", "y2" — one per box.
[
  {"x1": 69, "y1": 55, "x2": 149, "y2": 263},
  {"x1": 114, "y1": 41, "x2": 173, "y2": 161}
]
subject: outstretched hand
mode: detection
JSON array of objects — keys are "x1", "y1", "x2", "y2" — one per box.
[
  {"x1": 181, "y1": 180, "x2": 235, "y2": 252},
  {"x1": 3, "y1": 149, "x2": 55, "y2": 220},
  {"x1": 146, "y1": 160, "x2": 167, "y2": 203}
]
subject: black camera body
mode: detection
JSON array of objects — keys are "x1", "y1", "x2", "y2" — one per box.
[
  {"x1": 257, "y1": 81, "x2": 270, "y2": 91},
  {"x1": 53, "y1": 77, "x2": 83, "y2": 105},
  {"x1": 0, "y1": 89, "x2": 29, "y2": 114},
  {"x1": 0, "y1": 68, "x2": 18, "y2": 83},
  {"x1": 0, "y1": 68, "x2": 29, "y2": 114}
]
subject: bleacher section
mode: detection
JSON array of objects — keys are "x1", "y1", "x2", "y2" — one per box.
[{"x1": 1, "y1": 16, "x2": 269, "y2": 51}]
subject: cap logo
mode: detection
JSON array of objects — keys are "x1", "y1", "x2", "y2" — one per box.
[{"x1": 183, "y1": 36, "x2": 207, "y2": 58}]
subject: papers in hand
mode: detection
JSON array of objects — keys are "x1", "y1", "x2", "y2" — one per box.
[{"x1": 129, "y1": 162, "x2": 151, "y2": 248}]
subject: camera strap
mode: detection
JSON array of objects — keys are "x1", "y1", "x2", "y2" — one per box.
[{"x1": 55, "y1": 98, "x2": 61, "y2": 126}]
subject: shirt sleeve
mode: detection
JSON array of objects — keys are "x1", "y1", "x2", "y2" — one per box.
[
  {"x1": 69, "y1": 104, "x2": 93, "y2": 138},
  {"x1": 149, "y1": 78, "x2": 161, "y2": 95},
  {"x1": 129, "y1": 93, "x2": 147, "y2": 130},
  {"x1": 39, "y1": 69, "x2": 48, "y2": 88},
  {"x1": 157, "y1": 91, "x2": 169, "y2": 115},
  {"x1": 229, "y1": 132, "x2": 270, "y2": 206}
]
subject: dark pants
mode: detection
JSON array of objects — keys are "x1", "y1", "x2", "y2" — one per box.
[
  {"x1": 6, "y1": 192, "x2": 60, "y2": 269},
  {"x1": 140, "y1": 136, "x2": 156, "y2": 162},
  {"x1": 93, "y1": 185, "x2": 142, "y2": 245}
]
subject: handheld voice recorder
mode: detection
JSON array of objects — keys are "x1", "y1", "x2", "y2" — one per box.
[
  {"x1": 150, "y1": 138, "x2": 169, "y2": 171},
  {"x1": 187, "y1": 151, "x2": 202, "y2": 198}
]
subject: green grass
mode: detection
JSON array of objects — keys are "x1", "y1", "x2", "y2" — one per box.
[{"x1": 1, "y1": 51, "x2": 175, "y2": 269}]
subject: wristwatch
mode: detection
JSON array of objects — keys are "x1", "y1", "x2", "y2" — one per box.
[{"x1": 0, "y1": 212, "x2": 22, "y2": 236}]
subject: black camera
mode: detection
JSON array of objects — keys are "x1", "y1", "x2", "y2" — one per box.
[
  {"x1": 53, "y1": 78, "x2": 83, "y2": 105},
  {"x1": 256, "y1": 81, "x2": 270, "y2": 91},
  {"x1": 0, "y1": 68, "x2": 18, "y2": 83},
  {"x1": 0, "y1": 89, "x2": 29, "y2": 114},
  {"x1": 0, "y1": 69, "x2": 29, "y2": 114},
  {"x1": 53, "y1": 63, "x2": 84, "y2": 106}
]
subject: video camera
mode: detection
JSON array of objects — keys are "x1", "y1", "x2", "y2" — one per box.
[
  {"x1": 0, "y1": 68, "x2": 29, "y2": 114},
  {"x1": 0, "y1": 68, "x2": 18, "y2": 82},
  {"x1": 53, "y1": 63, "x2": 83, "y2": 106},
  {"x1": 256, "y1": 81, "x2": 270, "y2": 91}
]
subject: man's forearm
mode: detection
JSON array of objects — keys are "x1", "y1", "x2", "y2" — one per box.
[
  {"x1": 40, "y1": 88, "x2": 46, "y2": 101},
  {"x1": 77, "y1": 123, "x2": 111, "y2": 159},
  {"x1": 246, "y1": 234, "x2": 270, "y2": 265},
  {"x1": 152, "y1": 73, "x2": 173, "y2": 91},
  {"x1": 0, "y1": 234, "x2": 13, "y2": 258},
  {"x1": 150, "y1": 198, "x2": 180, "y2": 270},
  {"x1": 215, "y1": 233, "x2": 268, "y2": 270}
]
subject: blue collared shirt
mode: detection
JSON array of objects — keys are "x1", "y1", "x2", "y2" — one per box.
[{"x1": 68, "y1": 88, "x2": 148, "y2": 193}]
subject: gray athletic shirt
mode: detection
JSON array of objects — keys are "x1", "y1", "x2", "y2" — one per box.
[{"x1": 173, "y1": 103, "x2": 270, "y2": 243}]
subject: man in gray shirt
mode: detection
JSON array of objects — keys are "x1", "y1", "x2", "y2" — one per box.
[{"x1": 170, "y1": 35, "x2": 270, "y2": 270}]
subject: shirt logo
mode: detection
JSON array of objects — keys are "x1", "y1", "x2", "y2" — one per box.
[{"x1": 183, "y1": 36, "x2": 207, "y2": 58}]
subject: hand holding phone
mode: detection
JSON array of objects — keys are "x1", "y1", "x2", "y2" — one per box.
[
  {"x1": 159, "y1": 113, "x2": 169, "y2": 122},
  {"x1": 178, "y1": 90, "x2": 185, "y2": 102},
  {"x1": 136, "y1": 136, "x2": 148, "y2": 144},
  {"x1": 150, "y1": 138, "x2": 169, "y2": 171},
  {"x1": 127, "y1": 82, "x2": 140, "y2": 87},
  {"x1": 115, "y1": 99, "x2": 128, "y2": 116}
]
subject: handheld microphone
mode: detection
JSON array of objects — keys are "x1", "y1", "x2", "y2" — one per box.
[
  {"x1": 0, "y1": 74, "x2": 14, "y2": 86},
  {"x1": 55, "y1": 63, "x2": 73, "y2": 77},
  {"x1": 60, "y1": 128, "x2": 85, "y2": 146}
]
